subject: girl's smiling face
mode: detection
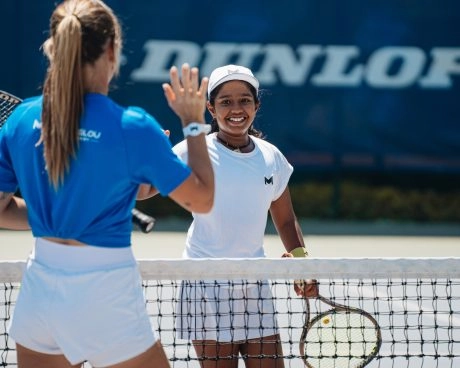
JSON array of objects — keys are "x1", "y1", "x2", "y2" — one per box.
[{"x1": 208, "y1": 80, "x2": 259, "y2": 138}]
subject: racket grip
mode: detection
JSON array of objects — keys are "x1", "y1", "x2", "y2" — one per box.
[{"x1": 131, "y1": 208, "x2": 156, "y2": 233}]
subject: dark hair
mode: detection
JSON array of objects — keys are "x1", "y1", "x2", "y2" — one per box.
[
  {"x1": 41, "y1": 0, "x2": 122, "y2": 189},
  {"x1": 208, "y1": 81, "x2": 264, "y2": 138}
]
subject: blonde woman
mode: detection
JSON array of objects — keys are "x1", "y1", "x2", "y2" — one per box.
[{"x1": 0, "y1": 0, "x2": 213, "y2": 367}]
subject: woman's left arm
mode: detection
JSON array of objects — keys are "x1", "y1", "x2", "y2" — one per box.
[
  {"x1": 269, "y1": 187, "x2": 305, "y2": 253},
  {"x1": 270, "y1": 187, "x2": 318, "y2": 298},
  {"x1": 0, "y1": 192, "x2": 30, "y2": 230}
]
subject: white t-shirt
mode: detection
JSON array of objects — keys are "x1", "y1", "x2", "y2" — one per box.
[{"x1": 173, "y1": 133, "x2": 293, "y2": 259}]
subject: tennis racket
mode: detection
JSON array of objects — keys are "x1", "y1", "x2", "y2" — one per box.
[
  {"x1": 300, "y1": 294, "x2": 381, "y2": 368},
  {"x1": 0, "y1": 90, "x2": 156, "y2": 233}
]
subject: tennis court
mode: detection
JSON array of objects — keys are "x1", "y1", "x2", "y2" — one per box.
[
  {"x1": 1, "y1": 228, "x2": 460, "y2": 367},
  {"x1": 2, "y1": 225, "x2": 460, "y2": 259}
]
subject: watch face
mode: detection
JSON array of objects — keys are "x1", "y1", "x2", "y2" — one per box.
[
  {"x1": 183, "y1": 123, "x2": 211, "y2": 137},
  {"x1": 188, "y1": 123, "x2": 201, "y2": 136}
]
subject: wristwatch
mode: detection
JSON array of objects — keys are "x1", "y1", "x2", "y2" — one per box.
[{"x1": 182, "y1": 122, "x2": 212, "y2": 137}]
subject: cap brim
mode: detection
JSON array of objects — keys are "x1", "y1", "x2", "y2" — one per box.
[{"x1": 208, "y1": 73, "x2": 259, "y2": 96}]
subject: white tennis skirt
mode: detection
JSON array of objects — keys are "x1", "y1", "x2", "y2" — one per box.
[
  {"x1": 8, "y1": 238, "x2": 157, "y2": 366},
  {"x1": 176, "y1": 279, "x2": 279, "y2": 342}
]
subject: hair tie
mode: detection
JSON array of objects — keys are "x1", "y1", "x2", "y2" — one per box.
[{"x1": 66, "y1": 13, "x2": 81, "y2": 23}]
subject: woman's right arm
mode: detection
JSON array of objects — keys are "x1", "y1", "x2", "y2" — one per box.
[
  {"x1": 162, "y1": 64, "x2": 214, "y2": 214},
  {"x1": 0, "y1": 191, "x2": 30, "y2": 230}
]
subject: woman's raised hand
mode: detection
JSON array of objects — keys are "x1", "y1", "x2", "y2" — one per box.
[{"x1": 162, "y1": 63, "x2": 209, "y2": 125}]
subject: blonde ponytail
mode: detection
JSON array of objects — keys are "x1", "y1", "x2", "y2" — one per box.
[{"x1": 41, "y1": 0, "x2": 122, "y2": 189}]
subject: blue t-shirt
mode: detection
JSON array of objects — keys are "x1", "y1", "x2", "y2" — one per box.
[{"x1": 0, "y1": 94, "x2": 191, "y2": 247}]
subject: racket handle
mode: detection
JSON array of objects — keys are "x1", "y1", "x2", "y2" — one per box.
[{"x1": 131, "y1": 208, "x2": 155, "y2": 233}]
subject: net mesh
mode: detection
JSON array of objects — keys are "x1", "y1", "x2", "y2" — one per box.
[{"x1": 0, "y1": 258, "x2": 459, "y2": 367}]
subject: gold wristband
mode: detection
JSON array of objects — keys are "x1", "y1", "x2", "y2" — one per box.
[{"x1": 290, "y1": 247, "x2": 308, "y2": 258}]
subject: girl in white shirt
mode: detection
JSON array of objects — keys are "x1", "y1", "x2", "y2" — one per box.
[{"x1": 139, "y1": 64, "x2": 317, "y2": 368}]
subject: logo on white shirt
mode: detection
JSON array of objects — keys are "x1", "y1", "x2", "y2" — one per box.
[{"x1": 264, "y1": 176, "x2": 273, "y2": 185}]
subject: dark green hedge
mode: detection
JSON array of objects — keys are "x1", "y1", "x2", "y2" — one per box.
[
  {"x1": 136, "y1": 180, "x2": 460, "y2": 222},
  {"x1": 290, "y1": 181, "x2": 460, "y2": 222}
]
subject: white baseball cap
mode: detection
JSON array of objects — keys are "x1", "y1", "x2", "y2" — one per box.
[{"x1": 207, "y1": 64, "x2": 259, "y2": 97}]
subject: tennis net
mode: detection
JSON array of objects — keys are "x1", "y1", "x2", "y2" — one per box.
[{"x1": 1, "y1": 258, "x2": 459, "y2": 367}]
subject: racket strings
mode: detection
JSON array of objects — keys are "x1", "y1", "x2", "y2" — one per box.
[
  {"x1": 304, "y1": 306, "x2": 381, "y2": 367},
  {"x1": 0, "y1": 91, "x2": 22, "y2": 128}
]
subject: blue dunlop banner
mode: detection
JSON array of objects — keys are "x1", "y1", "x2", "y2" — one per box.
[{"x1": 1, "y1": 1, "x2": 458, "y2": 174}]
